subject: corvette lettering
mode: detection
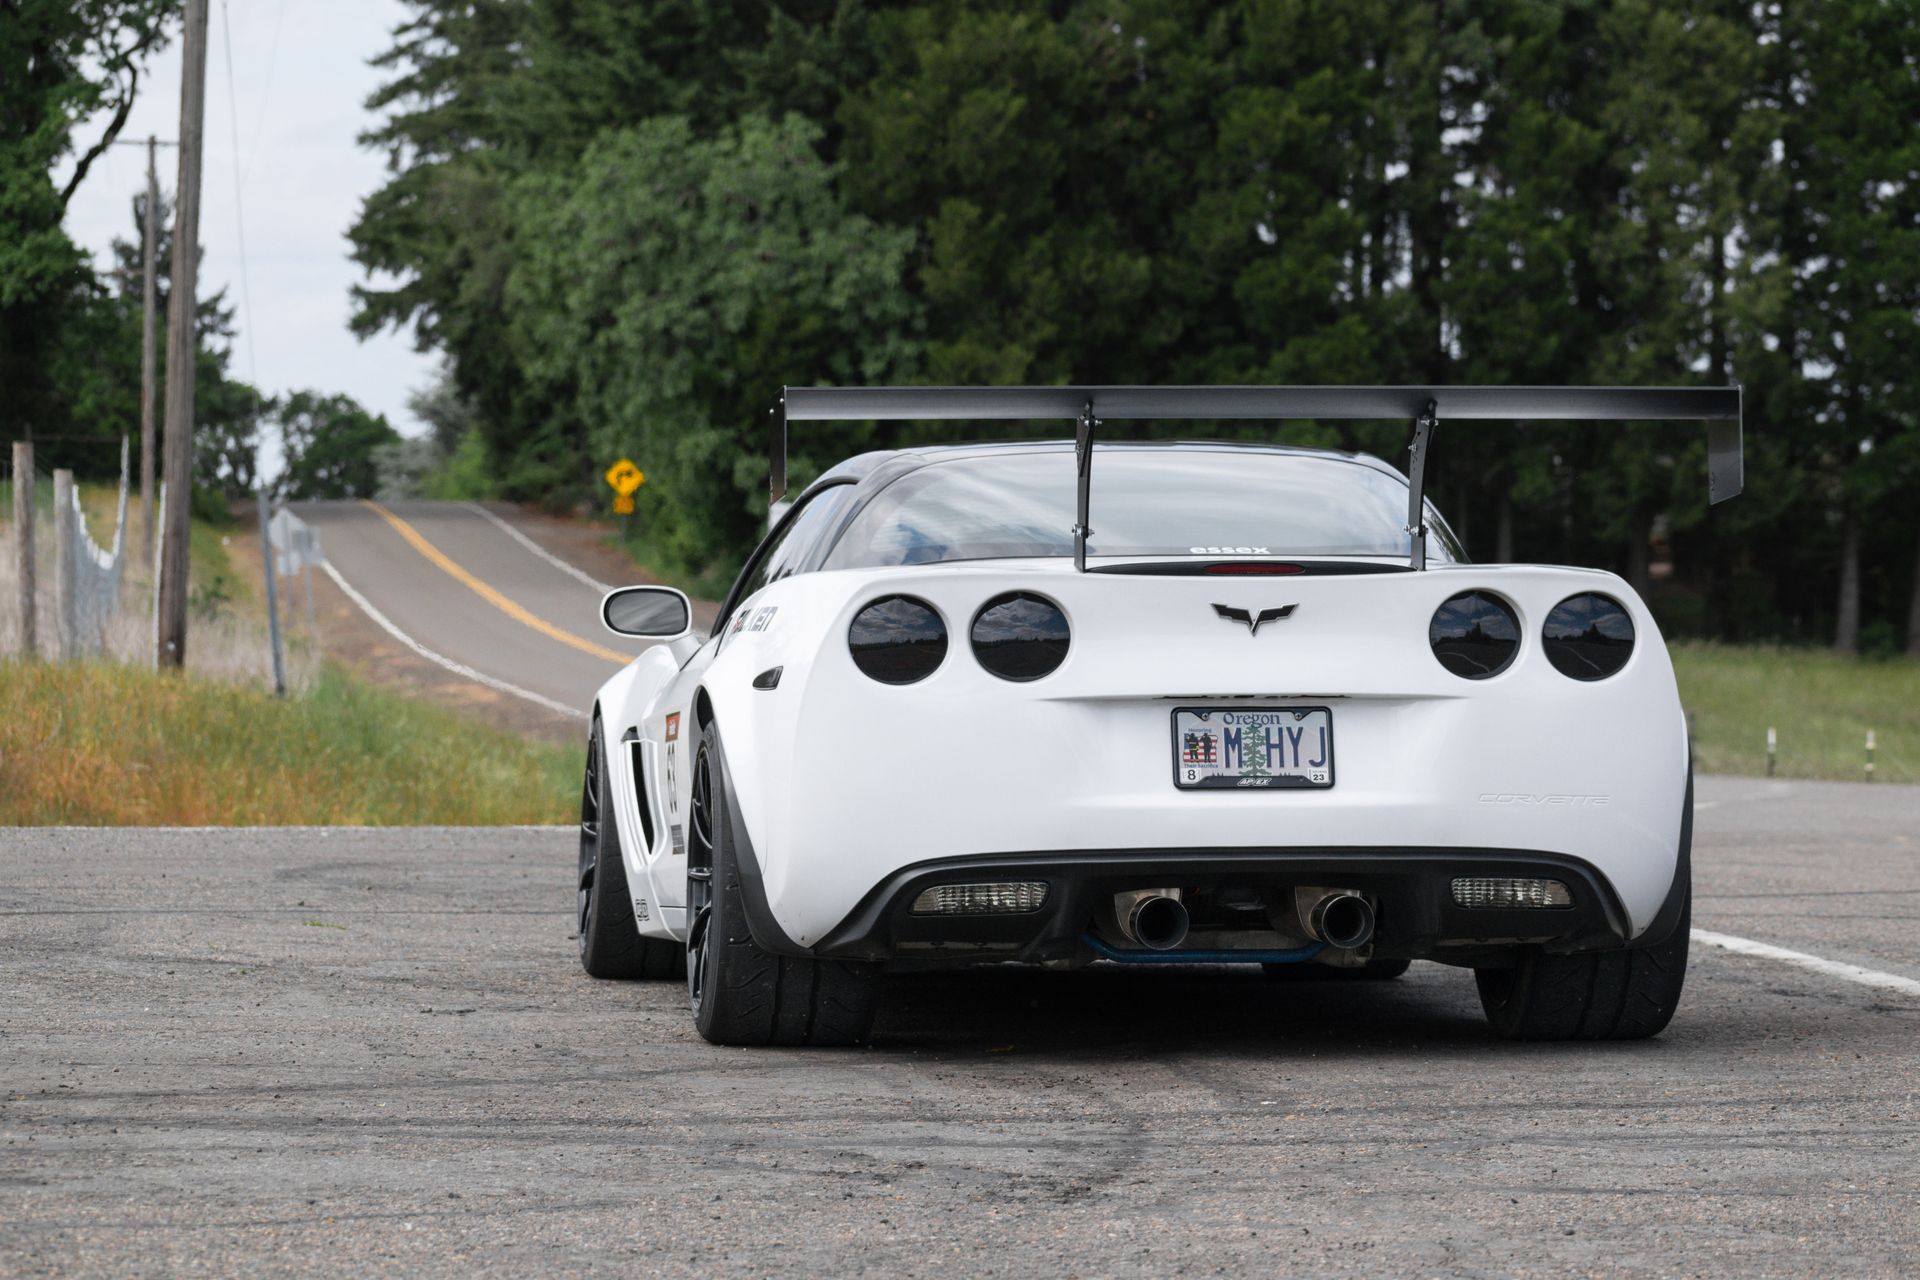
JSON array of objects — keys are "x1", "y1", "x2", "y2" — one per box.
[
  {"x1": 1190, "y1": 546, "x2": 1271, "y2": 555},
  {"x1": 1478, "y1": 793, "x2": 1613, "y2": 807}
]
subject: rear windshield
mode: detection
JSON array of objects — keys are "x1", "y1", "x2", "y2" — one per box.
[{"x1": 821, "y1": 449, "x2": 1458, "y2": 569}]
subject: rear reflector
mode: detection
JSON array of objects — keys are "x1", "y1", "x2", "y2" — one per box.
[
  {"x1": 1203, "y1": 562, "x2": 1305, "y2": 575},
  {"x1": 910, "y1": 882, "x2": 1049, "y2": 916},
  {"x1": 1451, "y1": 877, "x2": 1573, "y2": 909}
]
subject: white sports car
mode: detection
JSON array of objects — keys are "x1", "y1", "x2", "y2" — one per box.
[{"x1": 577, "y1": 385, "x2": 1742, "y2": 1046}]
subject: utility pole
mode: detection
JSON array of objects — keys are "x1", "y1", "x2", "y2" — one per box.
[
  {"x1": 110, "y1": 135, "x2": 174, "y2": 564},
  {"x1": 140, "y1": 135, "x2": 159, "y2": 564},
  {"x1": 157, "y1": 0, "x2": 208, "y2": 670}
]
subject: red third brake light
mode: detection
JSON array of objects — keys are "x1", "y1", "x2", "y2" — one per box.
[{"x1": 1203, "y1": 562, "x2": 1305, "y2": 575}]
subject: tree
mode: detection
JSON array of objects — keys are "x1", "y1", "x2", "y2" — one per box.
[
  {"x1": 344, "y1": 0, "x2": 1920, "y2": 646},
  {"x1": 275, "y1": 392, "x2": 400, "y2": 500},
  {"x1": 1766, "y1": 1, "x2": 1920, "y2": 651},
  {"x1": 506, "y1": 113, "x2": 918, "y2": 568},
  {"x1": 0, "y1": 0, "x2": 172, "y2": 443}
]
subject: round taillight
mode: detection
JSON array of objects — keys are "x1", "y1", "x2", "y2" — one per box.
[
  {"x1": 1429, "y1": 591, "x2": 1520, "y2": 679},
  {"x1": 971, "y1": 592, "x2": 1070, "y2": 681},
  {"x1": 848, "y1": 595, "x2": 947, "y2": 684},
  {"x1": 1542, "y1": 593, "x2": 1635, "y2": 680}
]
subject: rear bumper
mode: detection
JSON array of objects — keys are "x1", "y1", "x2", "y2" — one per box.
[{"x1": 738, "y1": 843, "x2": 1690, "y2": 966}]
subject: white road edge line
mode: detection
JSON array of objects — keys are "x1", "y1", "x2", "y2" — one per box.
[
  {"x1": 1692, "y1": 928, "x2": 1920, "y2": 997},
  {"x1": 320, "y1": 560, "x2": 583, "y2": 720},
  {"x1": 461, "y1": 502, "x2": 611, "y2": 594}
]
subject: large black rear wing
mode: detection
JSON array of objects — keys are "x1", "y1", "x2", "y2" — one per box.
[{"x1": 772, "y1": 384, "x2": 1742, "y2": 571}]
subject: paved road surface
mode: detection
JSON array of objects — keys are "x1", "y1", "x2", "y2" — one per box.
[
  {"x1": 3, "y1": 775, "x2": 1917, "y2": 1277},
  {"x1": 295, "y1": 500, "x2": 691, "y2": 724}
]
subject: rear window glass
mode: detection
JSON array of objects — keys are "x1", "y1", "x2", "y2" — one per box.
[{"x1": 821, "y1": 449, "x2": 1454, "y2": 569}]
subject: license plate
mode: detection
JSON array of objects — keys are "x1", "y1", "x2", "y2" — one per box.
[{"x1": 1171, "y1": 706, "x2": 1334, "y2": 790}]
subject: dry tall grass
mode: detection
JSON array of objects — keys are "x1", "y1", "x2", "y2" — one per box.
[{"x1": 0, "y1": 660, "x2": 580, "y2": 825}]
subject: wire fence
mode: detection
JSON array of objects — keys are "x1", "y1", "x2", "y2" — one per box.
[
  {"x1": 2, "y1": 440, "x2": 320, "y2": 692},
  {"x1": 67, "y1": 440, "x2": 130, "y2": 658}
]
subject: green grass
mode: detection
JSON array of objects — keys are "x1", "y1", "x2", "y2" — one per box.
[
  {"x1": 0, "y1": 660, "x2": 582, "y2": 825},
  {"x1": 1671, "y1": 642, "x2": 1920, "y2": 784}
]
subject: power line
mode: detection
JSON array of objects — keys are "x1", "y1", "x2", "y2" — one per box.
[
  {"x1": 239, "y1": 0, "x2": 291, "y2": 193},
  {"x1": 217, "y1": 0, "x2": 259, "y2": 393}
]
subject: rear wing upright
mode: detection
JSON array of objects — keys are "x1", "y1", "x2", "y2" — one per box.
[{"x1": 772, "y1": 384, "x2": 1742, "y2": 570}]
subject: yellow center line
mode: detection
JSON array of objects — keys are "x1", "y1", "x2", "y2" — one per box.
[{"x1": 359, "y1": 499, "x2": 631, "y2": 666}]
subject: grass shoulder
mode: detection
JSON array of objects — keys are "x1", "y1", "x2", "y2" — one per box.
[
  {"x1": 1671, "y1": 641, "x2": 1918, "y2": 784},
  {"x1": 0, "y1": 659, "x2": 580, "y2": 825}
]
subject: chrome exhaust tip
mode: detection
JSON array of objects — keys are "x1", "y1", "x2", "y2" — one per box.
[
  {"x1": 1307, "y1": 893, "x2": 1375, "y2": 950},
  {"x1": 1126, "y1": 895, "x2": 1190, "y2": 951}
]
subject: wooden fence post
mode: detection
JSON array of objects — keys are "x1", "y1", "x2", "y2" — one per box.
[
  {"x1": 10, "y1": 442, "x2": 33, "y2": 657},
  {"x1": 52, "y1": 469, "x2": 75, "y2": 661}
]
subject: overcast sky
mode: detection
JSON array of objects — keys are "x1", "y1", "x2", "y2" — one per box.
[{"x1": 58, "y1": 0, "x2": 436, "y2": 472}]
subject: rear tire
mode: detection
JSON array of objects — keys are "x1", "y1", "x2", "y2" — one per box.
[
  {"x1": 686, "y1": 721, "x2": 880, "y2": 1046},
  {"x1": 1474, "y1": 876, "x2": 1688, "y2": 1041},
  {"x1": 578, "y1": 717, "x2": 685, "y2": 981},
  {"x1": 1262, "y1": 957, "x2": 1411, "y2": 980}
]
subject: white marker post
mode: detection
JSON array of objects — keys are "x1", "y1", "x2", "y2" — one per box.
[
  {"x1": 1766, "y1": 726, "x2": 1776, "y2": 778},
  {"x1": 256, "y1": 490, "x2": 285, "y2": 697}
]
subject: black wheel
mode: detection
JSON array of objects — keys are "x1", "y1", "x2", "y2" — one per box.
[
  {"x1": 1474, "y1": 879, "x2": 1688, "y2": 1040},
  {"x1": 1473, "y1": 772, "x2": 1693, "y2": 1041},
  {"x1": 1262, "y1": 957, "x2": 1411, "y2": 980},
  {"x1": 578, "y1": 717, "x2": 684, "y2": 980},
  {"x1": 686, "y1": 720, "x2": 880, "y2": 1046}
]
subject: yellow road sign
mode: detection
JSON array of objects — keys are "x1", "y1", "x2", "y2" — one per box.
[
  {"x1": 612, "y1": 493, "x2": 636, "y2": 515},
  {"x1": 604, "y1": 458, "x2": 645, "y2": 496}
]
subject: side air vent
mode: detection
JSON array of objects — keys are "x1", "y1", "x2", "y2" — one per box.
[{"x1": 627, "y1": 740, "x2": 656, "y2": 849}]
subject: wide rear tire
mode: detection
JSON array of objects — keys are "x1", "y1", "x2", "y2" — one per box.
[
  {"x1": 1474, "y1": 877, "x2": 1688, "y2": 1041},
  {"x1": 686, "y1": 722, "x2": 880, "y2": 1046},
  {"x1": 578, "y1": 718, "x2": 685, "y2": 980}
]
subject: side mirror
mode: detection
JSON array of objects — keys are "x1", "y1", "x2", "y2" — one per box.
[{"x1": 601, "y1": 585, "x2": 692, "y2": 639}]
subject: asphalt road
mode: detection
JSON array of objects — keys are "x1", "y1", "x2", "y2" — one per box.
[
  {"x1": 3, "y1": 775, "x2": 1917, "y2": 1278},
  {"x1": 293, "y1": 500, "x2": 659, "y2": 719}
]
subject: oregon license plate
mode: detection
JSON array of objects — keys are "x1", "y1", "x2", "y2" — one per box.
[{"x1": 1171, "y1": 707, "x2": 1334, "y2": 790}]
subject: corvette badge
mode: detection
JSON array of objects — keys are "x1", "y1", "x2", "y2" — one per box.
[{"x1": 1211, "y1": 603, "x2": 1297, "y2": 636}]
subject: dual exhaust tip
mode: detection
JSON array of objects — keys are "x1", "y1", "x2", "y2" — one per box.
[
  {"x1": 1117, "y1": 890, "x2": 1375, "y2": 952},
  {"x1": 1304, "y1": 891, "x2": 1376, "y2": 950}
]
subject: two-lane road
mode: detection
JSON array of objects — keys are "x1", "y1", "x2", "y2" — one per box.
[{"x1": 297, "y1": 500, "x2": 692, "y2": 723}]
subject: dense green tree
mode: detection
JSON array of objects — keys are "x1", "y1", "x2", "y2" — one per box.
[
  {"x1": 506, "y1": 113, "x2": 918, "y2": 566},
  {"x1": 346, "y1": 0, "x2": 1920, "y2": 644},
  {"x1": 275, "y1": 391, "x2": 400, "y2": 500},
  {"x1": 1, "y1": 0, "x2": 172, "y2": 445}
]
